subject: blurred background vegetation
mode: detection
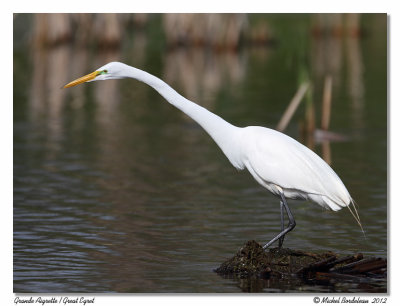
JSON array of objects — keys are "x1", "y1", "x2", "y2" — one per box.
[{"x1": 13, "y1": 13, "x2": 386, "y2": 137}]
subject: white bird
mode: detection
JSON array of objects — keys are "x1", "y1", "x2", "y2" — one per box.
[{"x1": 64, "y1": 61, "x2": 363, "y2": 249}]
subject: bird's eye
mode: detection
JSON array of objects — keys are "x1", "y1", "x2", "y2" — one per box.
[{"x1": 100, "y1": 70, "x2": 108, "y2": 75}]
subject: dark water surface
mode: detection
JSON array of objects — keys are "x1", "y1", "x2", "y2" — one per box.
[{"x1": 13, "y1": 14, "x2": 387, "y2": 293}]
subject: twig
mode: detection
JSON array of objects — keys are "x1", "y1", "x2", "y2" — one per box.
[{"x1": 276, "y1": 82, "x2": 309, "y2": 132}]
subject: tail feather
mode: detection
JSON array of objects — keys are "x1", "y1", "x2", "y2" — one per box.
[
  {"x1": 346, "y1": 197, "x2": 366, "y2": 238},
  {"x1": 318, "y1": 194, "x2": 365, "y2": 238}
]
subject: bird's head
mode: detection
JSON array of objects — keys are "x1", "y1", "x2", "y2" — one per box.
[{"x1": 63, "y1": 62, "x2": 128, "y2": 88}]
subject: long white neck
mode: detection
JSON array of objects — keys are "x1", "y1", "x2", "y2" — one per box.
[{"x1": 121, "y1": 64, "x2": 245, "y2": 170}]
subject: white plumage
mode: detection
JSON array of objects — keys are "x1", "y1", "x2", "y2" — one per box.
[
  {"x1": 241, "y1": 126, "x2": 351, "y2": 211},
  {"x1": 64, "y1": 62, "x2": 363, "y2": 248}
]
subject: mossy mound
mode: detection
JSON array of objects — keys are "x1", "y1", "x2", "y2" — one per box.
[
  {"x1": 214, "y1": 240, "x2": 386, "y2": 292},
  {"x1": 214, "y1": 240, "x2": 336, "y2": 278}
]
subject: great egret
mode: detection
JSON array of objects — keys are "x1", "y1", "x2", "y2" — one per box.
[{"x1": 64, "y1": 61, "x2": 362, "y2": 249}]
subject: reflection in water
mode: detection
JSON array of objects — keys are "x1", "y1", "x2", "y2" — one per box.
[
  {"x1": 311, "y1": 13, "x2": 365, "y2": 122},
  {"x1": 311, "y1": 14, "x2": 343, "y2": 89},
  {"x1": 14, "y1": 14, "x2": 387, "y2": 293},
  {"x1": 163, "y1": 48, "x2": 246, "y2": 110},
  {"x1": 307, "y1": 14, "x2": 366, "y2": 163},
  {"x1": 220, "y1": 272, "x2": 386, "y2": 293},
  {"x1": 346, "y1": 28, "x2": 365, "y2": 132},
  {"x1": 163, "y1": 14, "x2": 247, "y2": 50}
]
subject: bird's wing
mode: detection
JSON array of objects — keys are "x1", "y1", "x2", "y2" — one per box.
[{"x1": 242, "y1": 127, "x2": 350, "y2": 206}]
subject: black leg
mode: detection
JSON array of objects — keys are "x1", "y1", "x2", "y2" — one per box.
[
  {"x1": 263, "y1": 192, "x2": 296, "y2": 249},
  {"x1": 278, "y1": 201, "x2": 285, "y2": 248}
]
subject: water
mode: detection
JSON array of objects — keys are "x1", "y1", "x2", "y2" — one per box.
[{"x1": 13, "y1": 14, "x2": 387, "y2": 293}]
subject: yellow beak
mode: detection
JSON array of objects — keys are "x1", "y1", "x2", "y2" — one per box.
[{"x1": 63, "y1": 71, "x2": 100, "y2": 88}]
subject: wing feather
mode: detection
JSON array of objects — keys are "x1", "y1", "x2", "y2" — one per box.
[{"x1": 242, "y1": 126, "x2": 351, "y2": 209}]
